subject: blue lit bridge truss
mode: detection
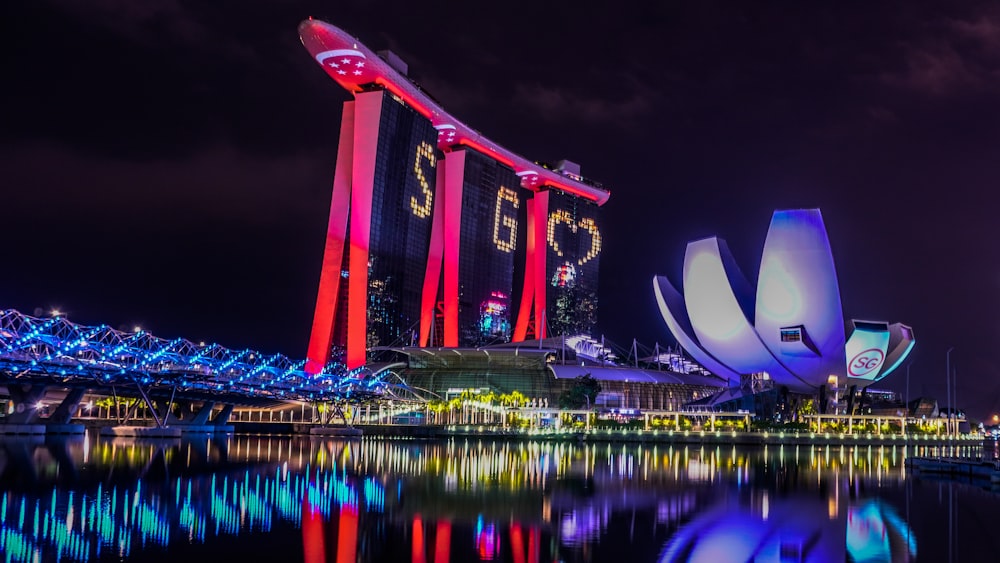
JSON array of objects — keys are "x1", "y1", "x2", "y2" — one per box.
[{"x1": 0, "y1": 309, "x2": 416, "y2": 405}]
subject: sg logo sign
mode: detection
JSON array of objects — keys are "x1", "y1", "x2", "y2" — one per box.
[{"x1": 848, "y1": 348, "x2": 885, "y2": 378}]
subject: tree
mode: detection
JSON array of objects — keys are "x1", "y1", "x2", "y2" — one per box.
[{"x1": 558, "y1": 374, "x2": 601, "y2": 410}]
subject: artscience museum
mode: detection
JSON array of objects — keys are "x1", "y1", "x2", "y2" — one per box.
[{"x1": 653, "y1": 209, "x2": 914, "y2": 404}]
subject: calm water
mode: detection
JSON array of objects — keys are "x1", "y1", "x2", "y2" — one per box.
[{"x1": 1, "y1": 433, "x2": 998, "y2": 562}]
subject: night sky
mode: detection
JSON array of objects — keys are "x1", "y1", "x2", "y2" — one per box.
[{"x1": 3, "y1": 1, "x2": 998, "y2": 419}]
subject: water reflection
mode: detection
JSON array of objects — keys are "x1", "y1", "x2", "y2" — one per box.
[{"x1": 0, "y1": 434, "x2": 993, "y2": 562}]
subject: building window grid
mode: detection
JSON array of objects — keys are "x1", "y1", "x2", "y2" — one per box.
[{"x1": 365, "y1": 95, "x2": 438, "y2": 349}]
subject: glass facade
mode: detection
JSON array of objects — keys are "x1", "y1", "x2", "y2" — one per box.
[
  {"x1": 545, "y1": 190, "x2": 603, "y2": 337},
  {"x1": 331, "y1": 91, "x2": 439, "y2": 352},
  {"x1": 456, "y1": 150, "x2": 529, "y2": 346}
]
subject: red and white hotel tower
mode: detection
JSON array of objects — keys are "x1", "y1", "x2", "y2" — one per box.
[{"x1": 299, "y1": 19, "x2": 611, "y2": 373}]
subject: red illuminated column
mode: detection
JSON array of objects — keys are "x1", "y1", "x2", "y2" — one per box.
[
  {"x1": 306, "y1": 102, "x2": 356, "y2": 375},
  {"x1": 531, "y1": 191, "x2": 549, "y2": 340},
  {"x1": 512, "y1": 197, "x2": 537, "y2": 342},
  {"x1": 420, "y1": 162, "x2": 447, "y2": 346},
  {"x1": 513, "y1": 191, "x2": 549, "y2": 341},
  {"x1": 345, "y1": 90, "x2": 385, "y2": 369},
  {"x1": 441, "y1": 151, "x2": 466, "y2": 347}
]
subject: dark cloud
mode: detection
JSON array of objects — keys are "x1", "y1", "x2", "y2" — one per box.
[
  {"x1": 1, "y1": 142, "x2": 331, "y2": 223},
  {"x1": 873, "y1": 4, "x2": 1000, "y2": 96},
  {"x1": 512, "y1": 81, "x2": 658, "y2": 125}
]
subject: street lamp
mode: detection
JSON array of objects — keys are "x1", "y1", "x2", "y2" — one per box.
[{"x1": 945, "y1": 347, "x2": 955, "y2": 436}]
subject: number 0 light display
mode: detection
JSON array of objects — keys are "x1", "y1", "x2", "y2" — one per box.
[{"x1": 299, "y1": 19, "x2": 611, "y2": 370}]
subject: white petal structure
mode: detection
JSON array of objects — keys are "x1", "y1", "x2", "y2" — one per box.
[
  {"x1": 681, "y1": 238, "x2": 803, "y2": 387},
  {"x1": 755, "y1": 209, "x2": 846, "y2": 382},
  {"x1": 653, "y1": 275, "x2": 741, "y2": 381},
  {"x1": 653, "y1": 209, "x2": 914, "y2": 393}
]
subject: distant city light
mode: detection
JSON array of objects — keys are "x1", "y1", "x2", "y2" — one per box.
[
  {"x1": 50, "y1": 309, "x2": 62, "y2": 317},
  {"x1": 133, "y1": 326, "x2": 142, "y2": 332}
]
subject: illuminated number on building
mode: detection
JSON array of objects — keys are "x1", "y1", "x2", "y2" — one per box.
[
  {"x1": 410, "y1": 141, "x2": 436, "y2": 218},
  {"x1": 547, "y1": 210, "x2": 602, "y2": 264},
  {"x1": 546, "y1": 210, "x2": 575, "y2": 257},
  {"x1": 492, "y1": 186, "x2": 520, "y2": 253},
  {"x1": 577, "y1": 217, "x2": 602, "y2": 265}
]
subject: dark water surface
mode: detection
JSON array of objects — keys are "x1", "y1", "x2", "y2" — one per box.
[{"x1": 1, "y1": 433, "x2": 998, "y2": 562}]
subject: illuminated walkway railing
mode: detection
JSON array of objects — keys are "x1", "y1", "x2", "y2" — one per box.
[{"x1": 0, "y1": 309, "x2": 397, "y2": 403}]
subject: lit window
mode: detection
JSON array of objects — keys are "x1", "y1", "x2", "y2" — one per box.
[{"x1": 780, "y1": 328, "x2": 801, "y2": 342}]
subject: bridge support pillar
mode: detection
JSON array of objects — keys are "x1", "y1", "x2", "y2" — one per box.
[
  {"x1": 6, "y1": 384, "x2": 48, "y2": 424},
  {"x1": 49, "y1": 389, "x2": 86, "y2": 425},
  {"x1": 186, "y1": 401, "x2": 216, "y2": 425},
  {"x1": 213, "y1": 404, "x2": 234, "y2": 425}
]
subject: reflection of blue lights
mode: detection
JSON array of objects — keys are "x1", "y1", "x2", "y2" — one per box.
[
  {"x1": 847, "y1": 501, "x2": 917, "y2": 562},
  {"x1": 363, "y1": 478, "x2": 384, "y2": 512},
  {"x1": 0, "y1": 468, "x2": 362, "y2": 562}
]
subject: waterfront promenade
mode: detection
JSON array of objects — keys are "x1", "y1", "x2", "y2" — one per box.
[{"x1": 195, "y1": 420, "x2": 986, "y2": 448}]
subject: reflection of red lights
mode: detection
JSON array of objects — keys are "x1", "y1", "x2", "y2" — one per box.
[
  {"x1": 476, "y1": 523, "x2": 499, "y2": 560},
  {"x1": 413, "y1": 516, "x2": 427, "y2": 563},
  {"x1": 301, "y1": 497, "x2": 326, "y2": 563},
  {"x1": 336, "y1": 504, "x2": 358, "y2": 563},
  {"x1": 435, "y1": 521, "x2": 451, "y2": 563},
  {"x1": 510, "y1": 523, "x2": 525, "y2": 563}
]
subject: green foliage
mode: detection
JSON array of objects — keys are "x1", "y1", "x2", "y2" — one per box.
[
  {"x1": 499, "y1": 390, "x2": 529, "y2": 408},
  {"x1": 592, "y1": 418, "x2": 644, "y2": 430},
  {"x1": 798, "y1": 399, "x2": 817, "y2": 416}
]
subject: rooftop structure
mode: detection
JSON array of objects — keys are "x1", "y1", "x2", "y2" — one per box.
[{"x1": 298, "y1": 19, "x2": 610, "y2": 204}]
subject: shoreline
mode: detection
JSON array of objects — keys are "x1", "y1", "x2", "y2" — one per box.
[
  {"x1": 232, "y1": 422, "x2": 987, "y2": 447},
  {"x1": 6, "y1": 420, "x2": 988, "y2": 448}
]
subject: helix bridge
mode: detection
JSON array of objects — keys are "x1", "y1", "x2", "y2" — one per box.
[{"x1": 0, "y1": 308, "x2": 414, "y2": 409}]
